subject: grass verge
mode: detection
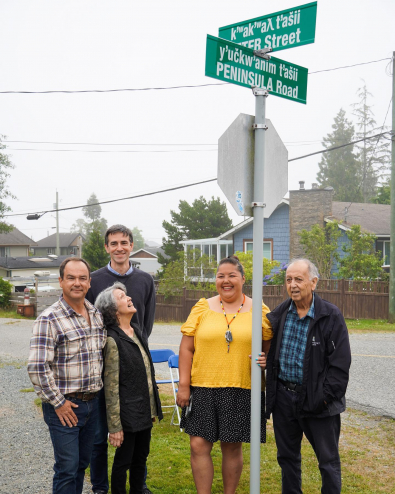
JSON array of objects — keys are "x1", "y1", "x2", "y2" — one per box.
[
  {"x1": 0, "y1": 308, "x2": 35, "y2": 320},
  {"x1": 88, "y1": 391, "x2": 394, "y2": 493},
  {"x1": 345, "y1": 319, "x2": 395, "y2": 333}
]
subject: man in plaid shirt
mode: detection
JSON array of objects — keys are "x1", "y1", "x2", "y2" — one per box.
[
  {"x1": 28, "y1": 257, "x2": 106, "y2": 494},
  {"x1": 266, "y1": 259, "x2": 351, "y2": 494}
]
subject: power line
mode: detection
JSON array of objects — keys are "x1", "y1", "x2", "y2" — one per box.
[
  {"x1": 6, "y1": 147, "x2": 217, "y2": 153},
  {"x1": 309, "y1": 57, "x2": 391, "y2": 74},
  {"x1": 6, "y1": 132, "x2": 392, "y2": 218},
  {"x1": 5, "y1": 132, "x2": 390, "y2": 154},
  {"x1": 0, "y1": 58, "x2": 390, "y2": 94},
  {"x1": 4, "y1": 178, "x2": 218, "y2": 217},
  {"x1": 5, "y1": 140, "x2": 217, "y2": 146},
  {"x1": 288, "y1": 131, "x2": 391, "y2": 162}
]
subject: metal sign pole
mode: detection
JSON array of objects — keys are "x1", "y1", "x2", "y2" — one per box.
[{"x1": 250, "y1": 86, "x2": 268, "y2": 493}]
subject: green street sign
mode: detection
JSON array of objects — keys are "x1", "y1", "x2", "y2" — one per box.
[
  {"x1": 205, "y1": 35, "x2": 308, "y2": 104},
  {"x1": 219, "y1": 2, "x2": 317, "y2": 53}
]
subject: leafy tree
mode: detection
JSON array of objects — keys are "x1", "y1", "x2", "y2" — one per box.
[
  {"x1": 0, "y1": 277, "x2": 13, "y2": 308},
  {"x1": 131, "y1": 227, "x2": 145, "y2": 250},
  {"x1": 233, "y1": 251, "x2": 280, "y2": 284},
  {"x1": 337, "y1": 225, "x2": 383, "y2": 280},
  {"x1": 352, "y1": 84, "x2": 390, "y2": 202},
  {"x1": 316, "y1": 109, "x2": 362, "y2": 202},
  {"x1": 158, "y1": 196, "x2": 233, "y2": 266},
  {"x1": 298, "y1": 221, "x2": 342, "y2": 279},
  {"x1": 158, "y1": 249, "x2": 216, "y2": 298},
  {"x1": 372, "y1": 179, "x2": 390, "y2": 204},
  {"x1": 82, "y1": 222, "x2": 109, "y2": 271},
  {"x1": 70, "y1": 193, "x2": 108, "y2": 237},
  {"x1": 0, "y1": 136, "x2": 15, "y2": 234}
]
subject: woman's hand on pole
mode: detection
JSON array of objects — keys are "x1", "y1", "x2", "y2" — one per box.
[{"x1": 249, "y1": 352, "x2": 267, "y2": 370}]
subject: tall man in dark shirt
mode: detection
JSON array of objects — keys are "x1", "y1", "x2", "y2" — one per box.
[
  {"x1": 266, "y1": 259, "x2": 351, "y2": 494},
  {"x1": 88, "y1": 225, "x2": 156, "y2": 494}
]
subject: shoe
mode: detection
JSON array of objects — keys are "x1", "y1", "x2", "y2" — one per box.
[
  {"x1": 142, "y1": 486, "x2": 153, "y2": 494},
  {"x1": 93, "y1": 491, "x2": 107, "y2": 494}
]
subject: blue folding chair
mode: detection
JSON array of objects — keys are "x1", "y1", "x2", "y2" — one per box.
[
  {"x1": 168, "y1": 354, "x2": 181, "y2": 427},
  {"x1": 150, "y1": 349, "x2": 180, "y2": 427}
]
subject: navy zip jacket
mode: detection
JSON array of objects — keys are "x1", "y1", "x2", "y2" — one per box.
[{"x1": 265, "y1": 294, "x2": 351, "y2": 419}]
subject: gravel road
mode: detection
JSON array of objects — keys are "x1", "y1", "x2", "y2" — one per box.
[{"x1": 1, "y1": 318, "x2": 394, "y2": 492}]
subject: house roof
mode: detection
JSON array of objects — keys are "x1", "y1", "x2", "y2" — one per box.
[
  {"x1": 0, "y1": 255, "x2": 71, "y2": 270},
  {"x1": 130, "y1": 246, "x2": 167, "y2": 259},
  {"x1": 36, "y1": 232, "x2": 85, "y2": 248},
  {"x1": 327, "y1": 202, "x2": 390, "y2": 235},
  {"x1": 0, "y1": 227, "x2": 37, "y2": 247},
  {"x1": 218, "y1": 199, "x2": 289, "y2": 240}
]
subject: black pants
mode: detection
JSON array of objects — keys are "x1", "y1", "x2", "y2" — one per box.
[
  {"x1": 272, "y1": 383, "x2": 341, "y2": 494},
  {"x1": 111, "y1": 428, "x2": 151, "y2": 494}
]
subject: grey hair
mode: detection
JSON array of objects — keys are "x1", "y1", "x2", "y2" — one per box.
[
  {"x1": 95, "y1": 282, "x2": 127, "y2": 327},
  {"x1": 287, "y1": 258, "x2": 320, "y2": 280}
]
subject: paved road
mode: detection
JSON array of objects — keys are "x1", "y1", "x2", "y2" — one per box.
[{"x1": 1, "y1": 318, "x2": 394, "y2": 418}]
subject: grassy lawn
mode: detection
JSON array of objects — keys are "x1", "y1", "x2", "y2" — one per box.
[
  {"x1": 95, "y1": 390, "x2": 395, "y2": 493},
  {"x1": 0, "y1": 308, "x2": 35, "y2": 320},
  {"x1": 345, "y1": 319, "x2": 395, "y2": 333}
]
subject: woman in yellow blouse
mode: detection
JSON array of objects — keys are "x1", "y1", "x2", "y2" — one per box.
[{"x1": 177, "y1": 255, "x2": 273, "y2": 494}]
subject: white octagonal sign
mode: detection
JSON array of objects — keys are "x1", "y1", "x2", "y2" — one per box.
[{"x1": 218, "y1": 113, "x2": 288, "y2": 218}]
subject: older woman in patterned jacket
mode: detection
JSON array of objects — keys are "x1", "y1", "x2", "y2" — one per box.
[{"x1": 95, "y1": 282, "x2": 162, "y2": 494}]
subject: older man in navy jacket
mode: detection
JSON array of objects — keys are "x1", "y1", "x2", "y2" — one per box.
[{"x1": 266, "y1": 258, "x2": 351, "y2": 494}]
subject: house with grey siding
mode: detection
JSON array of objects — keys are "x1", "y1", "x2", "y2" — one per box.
[{"x1": 0, "y1": 228, "x2": 37, "y2": 257}]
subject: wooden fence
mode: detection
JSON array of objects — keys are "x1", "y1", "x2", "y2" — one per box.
[
  {"x1": 13, "y1": 280, "x2": 389, "y2": 321},
  {"x1": 155, "y1": 280, "x2": 390, "y2": 322}
]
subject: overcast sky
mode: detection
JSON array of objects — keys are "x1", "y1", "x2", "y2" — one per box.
[{"x1": 1, "y1": 0, "x2": 394, "y2": 244}]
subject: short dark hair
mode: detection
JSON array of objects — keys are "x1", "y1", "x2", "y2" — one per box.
[
  {"x1": 217, "y1": 255, "x2": 245, "y2": 277},
  {"x1": 104, "y1": 224, "x2": 133, "y2": 245},
  {"x1": 59, "y1": 257, "x2": 91, "y2": 279}
]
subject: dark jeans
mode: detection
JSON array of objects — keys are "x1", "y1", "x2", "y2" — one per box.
[
  {"x1": 272, "y1": 383, "x2": 341, "y2": 494},
  {"x1": 42, "y1": 395, "x2": 99, "y2": 494},
  {"x1": 90, "y1": 389, "x2": 109, "y2": 492},
  {"x1": 111, "y1": 428, "x2": 151, "y2": 494}
]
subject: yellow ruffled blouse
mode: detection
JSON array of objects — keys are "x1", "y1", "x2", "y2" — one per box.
[{"x1": 181, "y1": 298, "x2": 273, "y2": 390}]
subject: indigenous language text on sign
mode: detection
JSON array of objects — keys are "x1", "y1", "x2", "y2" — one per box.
[
  {"x1": 205, "y1": 35, "x2": 308, "y2": 104},
  {"x1": 219, "y1": 1, "x2": 317, "y2": 53}
]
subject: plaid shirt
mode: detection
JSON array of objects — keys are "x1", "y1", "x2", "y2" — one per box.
[
  {"x1": 278, "y1": 295, "x2": 315, "y2": 385},
  {"x1": 28, "y1": 296, "x2": 106, "y2": 409}
]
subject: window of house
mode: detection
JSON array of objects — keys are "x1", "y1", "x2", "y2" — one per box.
[
  {"x1": 376, "y1": 240, "x2": 390, "y2": 266},
  {"x1": 0, "y1": 247, "x2": 10, "y2": 257},
  {"x1": 47, "y1": 248, "x2": 55, "y2": 254},
  {"x1": 244, "y1": 240, "x2": 272, "y2": 260}
]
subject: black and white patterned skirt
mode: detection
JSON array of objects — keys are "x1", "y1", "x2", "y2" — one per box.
[{"x1": 180, "y1": 386, "x2": 266, "y2": 443}]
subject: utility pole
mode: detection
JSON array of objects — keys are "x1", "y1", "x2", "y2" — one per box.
[
  {"x1": 55, "y1": 191, "x2": 60, "y2": 256},
  {"x1": 390, "y1": 51, "x2": 395, "y2": 322}
]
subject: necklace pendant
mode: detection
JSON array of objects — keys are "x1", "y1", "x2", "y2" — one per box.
[{"x1": 225, "y1": 330, "x2": 233, "y2": 343}]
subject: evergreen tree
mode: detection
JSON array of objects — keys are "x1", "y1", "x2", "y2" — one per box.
[
  {"x1": 70, "y1": 193, "x2": 108, "y2": 237},
  {"x1": 317, "y1": 109, "x2": 362, "y2": 202},
  {"x1": 352, "y1": 84, "x2": 390, "y2": 202},
  {"x1": 372, "y1": 179, "x2": 390, "y2": 204},
  {"x1": 0, "y1": 136, "x2": 15, "y2": 234},
  {"x1": 82, "y1": 222, "x2": 109, "y2": 271},
  {"x1": 158, "y1": 196, "x2": 233, "y2": 266},
  {"x1": 131, "y1": 227, "x2": 145, "y2": 250}
]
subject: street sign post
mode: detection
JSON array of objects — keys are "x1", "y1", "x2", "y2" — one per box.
[
  {"x1": 205, "y1": 34, "x2": 308, "y2": 104},
  {"x1": 218, "y1": 114, "x2": 288, "y2": 218},
  {"x1": 207, "y1": 4, "x2": 315, "y2": 492},
  {"x1": 219, "y1": 1, "x2": 317, "y2": 53}
]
